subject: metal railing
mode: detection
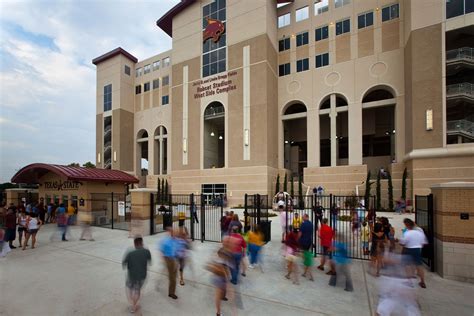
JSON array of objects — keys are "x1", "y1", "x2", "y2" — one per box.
[
  {"x1": 104, "y1": 159, "x2": 111, "y2": 169},
  {"x1": 446, "y1": 47, "x2": 474, "y2": 62},
  {"x1": 447, "y1": 119, "x2": 474, "y2": 138},
  {"x1": 446, "y1": 82, "x2": 473, "y2": 98},
  {"x1": 104, "y1": 125, "x2": 112, "y2": 136},
  {"x1": 204, "y1": 105, "x2": 225, "y2": 119}
]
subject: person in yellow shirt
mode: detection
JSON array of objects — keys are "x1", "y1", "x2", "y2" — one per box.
[
  {"x1": 248, "y1": 226, "x2": 264, "y2": 269},
  {"x1": 67, "y1": 203, "x2": 76, "y2": 225},
  {"x1": 361, "y1": 221, "x2": 370, "y2": 255},
  {"x1": 292, "y1": 212, "x2": 302, "y2": 232}
]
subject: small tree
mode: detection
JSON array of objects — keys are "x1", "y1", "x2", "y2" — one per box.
[
  {"x1": 387, "y1": 171, "x2": 394, "y2": 211},
  {"x1": 364, "y1": 171, "x2": 372, "y2": 208},
  {"x1": 275, "y1": 174, "x2": 280, "y2": 195},
  {"x1": 298, "y1": 175, "x2": 303, "y2": 209},
  {"x1": 376, "y1": 170, "x2": 381, "y2": 211},
  {"x1": 68, "y1": 162, "x2": 80, "y2": 167},
  {"x1": 165, "y1": 179, "x2": 169, "y2": 200},
  {"x1": 290, "y1": 177, "x2": 294, "y2": 198},
  {"x1": 157, "y1": 178, "x2": 161, "y2": 202},
  {"x1": 82, "y1": 161, "x2": 96, "y2": 168},
  {"x1": 283, "y1": 173, "x2": 288, "y2": 193},
  {"x1": 401, "y1": 167, "x2": 408, "y2": 201},
  {"x1": 161, "y1": 178, "x2": 165, "y2": 202}
]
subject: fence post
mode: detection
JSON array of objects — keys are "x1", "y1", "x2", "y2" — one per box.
[
  {"x1": 428, "y1": 193, "x2": 435, "y2": 272},
  {"x1": 220, "y1": 194, "x2": 224, "y2": 241},
  {"x1": 244, "y1": 194, "x2": 248, "y2": 233},
  {"x1": 190, "y1": 193, "x2": 195, "y2": 241},
  {"x1": 329, "y1": 194, "x2": 333, "y2": 259},
  {"x1": 150, "y1": 193, "x2": 155, "y2": 235},
  {"x1": 200, "y1": 194, "x2": 205, "y2": 243},
  {"x1": 256, "y1": 194, "x2": 261, "y2": 225},
  {"x1": 111, "y1": 192, "x2": 114, "y2": 230}
]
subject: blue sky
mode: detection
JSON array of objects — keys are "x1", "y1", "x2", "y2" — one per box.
[{"x1": 0, "y1": 0, "x2": 179, "y2": 182}]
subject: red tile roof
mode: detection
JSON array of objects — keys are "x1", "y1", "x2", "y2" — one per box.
[
  {"x1": 92, "y1": 47, "x2": 138, "y2": 66},
  {"x1": 157, "y1": 0, "x2": 294, "y2": 37},
  {"x1": 11, "y1": 163, "x2": 139, "y2": 184}
]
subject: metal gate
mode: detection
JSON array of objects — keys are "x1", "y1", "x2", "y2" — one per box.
[
  {"x1": 90, "y1": 193, "x2": 131, "y2": 230},
  {"x1": 244, "y1": 194, "x2": 271, "y2": 242},
  {"x1": 415, "y1": 194, "x2": 434, "y2": 271},
  {"x1": 150, "y1": 193, "x2": 223, "y2": 242},
  {"x1": 277, "y1": 194, "x2": 376, "y2": 260}
]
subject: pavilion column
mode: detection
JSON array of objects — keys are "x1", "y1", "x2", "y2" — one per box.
[
  {"x1": 349, "y1": 102, "x2": 363, "y2": 165},
  {"x1": 330, "y1": 94, "x2": 337, "y2": 167}
]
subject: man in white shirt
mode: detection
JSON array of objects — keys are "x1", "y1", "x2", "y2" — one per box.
[
  {"x1": 278, "y1": 201, "x2": 291, "y2": 243},
  {"x1": 399, "y1": 218, "x2": 428, "y2": 288}
]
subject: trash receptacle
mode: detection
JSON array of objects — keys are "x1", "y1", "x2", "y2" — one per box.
[
  {"x1": 260, "y1": 220, "x2": 272, "y2": 242},
  {"x1": 163, "y1": 211, "x2": 173, "y2": 229}
]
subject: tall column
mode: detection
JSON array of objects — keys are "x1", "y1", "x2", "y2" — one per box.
[
  {"x1": 349, "y1": 102, "x2": 363, "y2": 165},
  {"x1": 330, "y1": 94, "x2": 337, "y2": 167},
  {"x1": 243, "y1": 45, "x2": 250, "y2": 160},
  {"x1": 307, "y1": 108, "x2": 319, "y2": 167},
  {"x1": 182, "y1": 66, "x2": 189, "y2": 165},
  {"x1": 159, "y1": 135, "x2": 164, "y2": 175}
]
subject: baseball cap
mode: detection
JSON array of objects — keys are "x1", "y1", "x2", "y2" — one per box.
[{"x1": 278, "y1": 200, "x2": 285, "y2": 208}]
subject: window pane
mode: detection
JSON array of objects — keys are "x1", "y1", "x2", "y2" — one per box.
[
  {"x1": 382, "y1": 7, "x2": 390, "y2": 21},
  {"x1": 358, "y1": 15, "x2": 365, "y2": 29},
  {"x1": 467, "y1": 0, "x2": 474, "y2": 13},
  {"x1": 366, "y1": 12, "x2": 374, "y2": 26},
  {"x1": 218, "y1": 0, "x2": 226, "y2": 10},
  {"x1": 391, "y1": 4, "x2": 399, "y2": 19},
  {"x1": 279, "y1": 40, "x2": 284, "y2": 51},
  {"x1": 203, "y1": 4, "x2": 210, "y2": 17},
  {"x1": 303, "y1": 58, "x2": 309, "y2": 70},
  {"x1": 336, "y1": 22, "x2": 342, "y2": 35},
  {"x1": 203, "y1": 53, "x2": 210, "y2": 66},
  {"x1": 218, "y1": 60, "x2": 226, "y2": 73},
  {"x1": 218, "y1": 9, "x2": 226, "y2": 21},
  {"x1": 285, "y1": 38, "x2": 290, "y2": 49},
  {"x1": 335, "y1": 0, "x2": 342, "y2": 8},
  {"x1": 343, "y1": 19, "x2": 350, "y2": 33},
  {"x1": 285, "y1": 63, "x2": 290, "y2": 74},
  {"x1": 323, "y1": 26, "x2": 328, "y2": 39},
  {"x1": 218, "y1": 48, "x2": 226, "y2": 60},
  {"x1": 323, "y1": 53, "x2": 329, "y2": 65},
  {"x1": 210, "y1": 51, "x2": 217, "y2": 63},
  {"x1": 303, "y1": 32, "x2": 308, "y2": 44},
  {"x1": 296, "y1": 6, "x2": 309, "y2": 22},
  {"x1": 316, "y1": 55, "x2": 321, "y2": 68},
  {"x1": 203, "y1": 65, "x2": 210, "y2": 77},
  {"x1": 279, "y1": 64, "x2": 284, "y2": 76},
  {"x1": 211, "y1": 62, "x2": 218, "y2": 75}
]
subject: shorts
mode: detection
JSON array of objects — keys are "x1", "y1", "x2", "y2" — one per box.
[
  {"x1": 178, "y1": 219, "x2": 185, "y2": 227},
  {"x1": 303, "y1": 250, "x2": 314, "y2": 267},
  {"x1": 362, "y1": 241, "x2": 369, "y2": 249},
  {"x1": 28, "y1": 229, "x2": 39, "y2": 234},
  {"x1": 403, "y1": 248, "x2": 423, "y2": 266},
  {"x1": 286, "y1": 254, "x2": 297, "y2": 262},
  {"x1": 212, "y1": 275, "x2": 227, "y2": 291},
  {"x1": 18, "y1": 227, "x2": 26, "y2": 233},
  {"x1": 126, "y1": 278, "x2": 145, "y2": 291},
  {"x1": 4, "y1": 228, "x2": 16, "y2": 242}
]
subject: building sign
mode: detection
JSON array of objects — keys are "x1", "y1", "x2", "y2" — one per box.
[
  {"x1": 44, "y1": 180, "x2": 81, "y2": 191},
  {"x1": 118, "y1": 201, "x2": 125, "y2": 216},
  {"x1": 203, "y1": 18, "x2": 225, "y2": 43},
  {"x1": 193, "y1": 71, "x2": 237, "y2": 99}
]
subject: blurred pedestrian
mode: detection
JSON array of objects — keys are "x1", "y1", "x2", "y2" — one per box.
[
  {"x1": 285, "y1": 227, "x2": 299, "y2": 284},
  {"x1": 46, "y1": 202, "x2": 53, "y2": 223},
  {"x1": 17, "y1": 209, "x2": 28, "y2": 247},
  {"x1": 22, "y1": 213, "x2": 42, "y2": 250},
  {"x1": 361, "y1": 221, "x2": 370, "y2": 256},
  {"x1": 159, "y1": 228, "x2": 179, "y2": 299},
  {"x1": 330, "y1": 203, "x2": 339, "y2": 230},
  {"x1": 247, "y1": 225, "x2": 264, "y2": 270},
  {"x1": 0, "y1": 228, "x2": 11, "y2": 257},
  {"x1": 329, "y1": 240, "x2": 353, "y2": 292},
  {"x1": 176, "y1": 227, "x2": 191, "y2": 286},
  {"x1": 399, "y1": 218, "x2": 428, "y2": 288},
  {"x1": 4, "y1": 205, "x2": 17, "y2": 249},
  {"x1": 292, "y1": 212, "x2": 302, "y2": 232},
  {"x1": 79, "y1": 211, "x2": 94, "y2": 241},
  {"x1": 370, "y1": 220, "x2": 386, "y2": 277},
  {"x1": 67, "y1": 202, "x2": 76, "y2": 225},
  {"x1": 220, "y1": 211, "x2": 230, "y2": 238},
  {"x1": 228, "y1": 226, "x2": 246, "y2": 284},
  {"x1": 227, "y1": 214, "x2": 242, "y2": 235},
  {"x1": 318, "y1": 218, "x2": 336, "y2": 275},
  {"x1": 299, "y1": 214, "x2": 314, "y2": 281},
  {"x1": 122, "y1": 237, "x2": 152, "y2": 313},
  {"x1": 278, "y1": 200, "x2": 289, "y2": 243},
  {"x1": 56, "y1": 203, "x2": 68, "y2": 241}
]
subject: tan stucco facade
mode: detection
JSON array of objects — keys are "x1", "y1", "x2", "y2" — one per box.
[{"x1": 94, "y1": 0, "x2": 474, "y2": 206}]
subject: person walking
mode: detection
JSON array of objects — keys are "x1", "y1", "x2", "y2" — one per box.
[
  {"x1": 4, "y1": 206, "x2": 17, "y2": 249},
  {"x1": 22, "y1": 213, "x2": 42, "y2": 250},
  {"x1": 361, "y1": 221, "x2": 370, "y2": 256},
  {"x1": 122, "y1": 237, "x2": 152, "y2": 313},
  {"x1": 37, "y1": 201, "x2": 46, "y2": 223},
  {"x1": 227, "y1": 214, "x2": 242, "y2": 235},
  {"x1": 314, "y1": 202, "x2": 324, "y2": 229},
  {"x1": 46, "y1": 202, "x2": 53, "y2": 223},
  {"x1": 79, "y1": 211, "x2": 94, "y2": 241},
  {"x1": 278, "y1": 201, "x2": 289, "y2": 243},
  {"x1": 370, "y1": 219, "x2": 386, "y2": 277},
  {"x1": 176, "y1": 227, "x2": 191, "y2": 286},
  {"x1": 292, "y1": 212, "x2": 302, "y2": 232},
  {"x1": 285, "y1": 227, "x2": 299, "y2": 284},
  {"x1": 329, "y1": 240, "x2": 353, "y2": 292},
  {"x1": 399, "y1": 218, "x2": 428, "y2": 288},
  {"x1": 299, "y1": 214, "x2": 314, "y2": 281},
  {"x1": 247, "y1": 225, "x2": 264, "y2": 270},
  {"x1": 159, "y1": 228, "x2": 179, "y2": 299},
  {"x1": 55, "y1": 203, "x2": 68, "y2": 241},
  {"x1": 220, "y1": 211, "x2": 230, "y2": 238},
  {"x1": 17, "y1": 209, "x2": 28, "y2": 247},
  {"x1": 318, "y1": 218, "x2": 336, "y2": 275},
  {"x1": 206, "y1": 243, "x2": 234, "y2": 316},
  {"x1": 228, "y1": 226, "x2": 246, "y2": 285}
]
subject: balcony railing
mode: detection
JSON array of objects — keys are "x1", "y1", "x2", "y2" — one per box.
[
  {"x1": 104, "y1": 125, "x2": 112, "y2": 135},
  {"x1": 447, "y1": 119, "x2": 474, "y2": 138},
  {"x1": 446, "y1": 47, "x2": 474, "y2": 62},
  {"x1": 447, "y1": 83, "x2": 473, "y2": 98},
  {"x1": 104, "y1": 159, "x2": 112, "y2": 169}
]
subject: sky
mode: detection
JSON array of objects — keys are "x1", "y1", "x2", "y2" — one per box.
[{"x1": 0, "y1": 0, "x2": 179, "y2": 183}]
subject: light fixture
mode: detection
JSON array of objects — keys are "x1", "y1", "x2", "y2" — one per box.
[
  {"x1": 376, "y1": 7, "x2": 379, "y2": 11},
  {"x1": 330, "y1": 22, "x2": 334, "y2": 25},
  {"x1": 183, "y1": 138, "x2": 187, "y2": 153},
  {"x1": 285, "y1": 140, "x2": 289, "y2": 144},
  {"x1": 392, "y1": 129, "x2": 396, "y2": 134},
  {"x1": 219, "y1": 135, "x2": 223, "y2": 140},
  {"x1": 97, "y1": 153, "x2": 101, "y2": 164},
  {"x1": 210, "y1": 131, "x2": 215, "y2": 137},
  {"x1": 385, "y1": 131, "x2": 390, "y2": 136},
  {"x1": 244, "y1": 129, "x2": 250, "y2": 146},
  {"x1": 426, "y1": 109, "x2": 433, "y2": 131},
  {"x1": 113, "y1": 151, "x2": 117, "y2": 162},
  {"x1": 291, "y1": 34, "x2": 295, "y2": 38}
]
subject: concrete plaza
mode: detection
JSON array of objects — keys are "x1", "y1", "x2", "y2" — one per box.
[{"x1": 1, "y1": 213, "x2": 474, "y2": 316}]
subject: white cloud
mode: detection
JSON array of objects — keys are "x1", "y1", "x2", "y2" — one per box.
[{"x1": 0, "y1": 0, "x2": 179, "y2": 182}]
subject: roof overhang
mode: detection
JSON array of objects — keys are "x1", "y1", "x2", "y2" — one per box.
[
  {"x1": 157, "y1": 0, "x2": 294, "y2": 37},
  {"x1": 11, "y1": 163, "x2": 139, "y2": 184},
  {"x1": 92, "y1": 47, "x2": 138, "y2": 66}
]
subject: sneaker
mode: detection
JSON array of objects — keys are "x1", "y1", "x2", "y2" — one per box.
[
  {"x1": 419, "y1": 282, "x2": 426, "y2": 289},
  {"x1": 248, "y1": 265, "x2": 254, "y2": 269},
  {"x1": 89, "y1": 239, "x2": 95, "y2": 241},
  {"x1": 317, "y1": 266, "x2": 324, "y2": 271},
  {"x1": 221, "y1": 297, "x2": 228, "y2": 301},
  {"x1": 168, "y1": 294, "x2": 178, "y2": 299},
  {"x1": 10, "y1": 245, "x2": 16, "y2": 249},
  {"x1": 80, "y1": 238, "x2": 86, "y2": 241},
  {"x1": 241, "y1": 273, "x2": 246, "y2": 277}
]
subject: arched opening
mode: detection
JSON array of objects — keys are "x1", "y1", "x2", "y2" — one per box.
[
  {"x1": 136, "y1": 130, "x2": 149, "y2": 178},
  {"x1": 204, "y1": 102, "x2": 225, "y2": 169},
  {"x1": 319, "y1": 94, "x2": 348, "y2": 167},
  {"x1": 362, "y1": 87, "x2": 396, "y2": 176},
  {"x1": 154, "y1": 126, "x2": 168, "y2": 175},
  {"x1": 283, "y1": 102, "x2": 307, "y2": 177}
]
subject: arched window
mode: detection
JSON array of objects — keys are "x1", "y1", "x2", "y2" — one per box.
[
  {"x1": 154, "y1": 126, "x2": 168, "y2": 175},
  {"x1": 282, "y1": 102, "x2": 307, "y2": 177},
  {"x1": 136, "y1": 130, "x2": 149, "y2": 176},
  {"x1": 204, "y1": 102, "x2": 225, "y2": 169},
  {"x1": 362, "y1": 89, "x2": 394, "y2": 103}
]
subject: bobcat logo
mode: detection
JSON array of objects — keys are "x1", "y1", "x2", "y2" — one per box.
[{"x1": 203, "y1": 17, "x2": 225, "y2": 43}]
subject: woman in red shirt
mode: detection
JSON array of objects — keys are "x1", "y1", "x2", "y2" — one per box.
[{"x1": 318, "y1": 218, "x2": 336, "y2": 275}]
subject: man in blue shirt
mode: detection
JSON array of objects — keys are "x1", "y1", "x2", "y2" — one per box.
[
  {"x1": 159, "y1": 228, "x2": 180, "y2": 299},
  {"x1": 328, "y1": 241, "x2": 353, "y2": 291},
  {"x1": 299, "y1": 214, "x2": 314, "y2": 281}
]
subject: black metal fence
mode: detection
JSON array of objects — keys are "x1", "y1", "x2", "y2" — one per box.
[
  {"x1": 276, "y1": 194, "x2": 376, "y2": 260},
  {"x1": 89, "y1": 193, "x2": 131, "y2": 231},
  {"x1": 244, "y1": 194, "x2": 271, "y2": 242},
  {"x1": 415, "y1": 194, "x2": 434, "y2": 271},
  {"x1": 150, "y1": 193, "x2": 223, "y2": 242}
]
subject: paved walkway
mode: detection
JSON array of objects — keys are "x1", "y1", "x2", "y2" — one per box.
[{"x1": 1, "y1": 215, "x2": 473, "y2": 315}]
